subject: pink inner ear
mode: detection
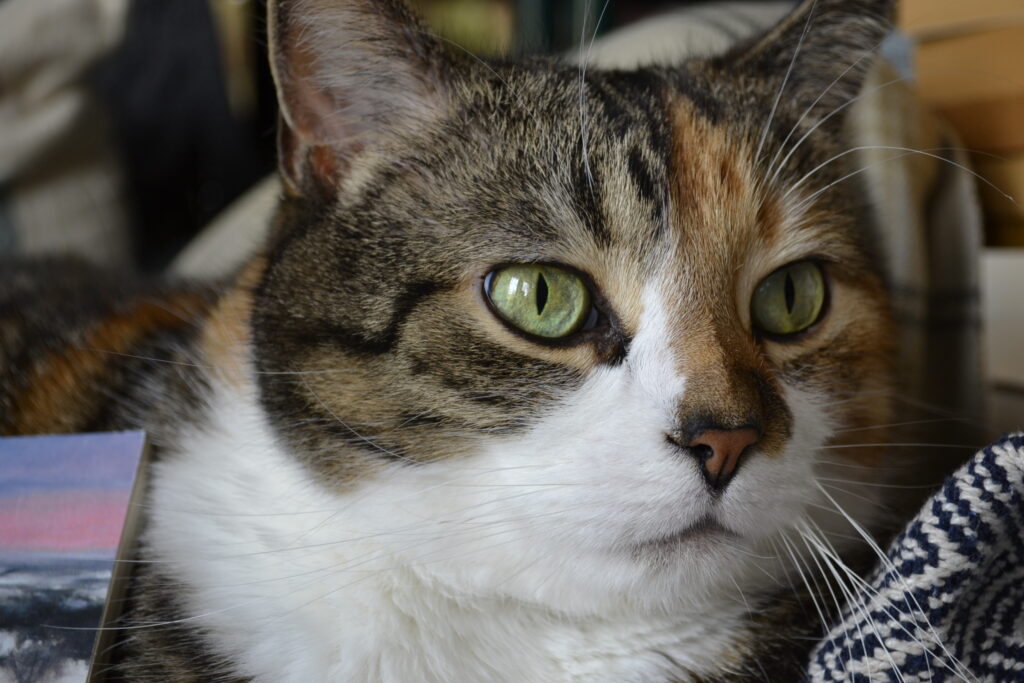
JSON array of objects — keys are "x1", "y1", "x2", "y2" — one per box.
[
  {"x1": 277, "y1": 29, "x2": 350, "y2": 146},
  {"x1": 269, "y1": 0, "x2": 448, "y2": 197},
  {"x1": 308, "y1": 144, "x2": 343, "y2": 189},
  {"x1": 278, "y1": 121, "x2": 357, "y2": 199},
  {"x1": 275, "y1": 25, "x2": 354, "y2": 196}
]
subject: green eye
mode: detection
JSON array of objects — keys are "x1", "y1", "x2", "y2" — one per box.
[
  {"x1": 485, "y1": 264, "x2": 593, "y2": 339},
  {"x1": 751, "y1": 261, "x2": 826, "y2": 336}
]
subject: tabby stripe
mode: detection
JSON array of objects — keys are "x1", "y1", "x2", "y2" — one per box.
[
  {"x1": 588, "y1": 78, "x2": 635, "y2": 140},
  {"x1": 628, "y1": 146, "x2": 662, "y2": 209},
  {"x1": 571, "y1": 145, "x2": 610, "y2": 244},
  {"x1": 278, "y1": 281, "x2": 438, "y2": 357},
  {"x1": 674, "y1": 67, "x2": 725, "y2": 124},
  {"x1": 593, "y1": 73, "x2": 668, "y2": 150}
]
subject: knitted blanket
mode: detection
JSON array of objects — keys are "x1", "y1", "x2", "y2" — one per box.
[{"x1": 808, "y1": 434, "x2": 1024, "y2": 682}]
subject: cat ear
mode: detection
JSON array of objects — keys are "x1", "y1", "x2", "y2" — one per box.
[
  {"x1": 268, "y1": 0, "x2": 450, "y2": 197},
  {"x1": 725, "y1": 0, "x2": 895, "y2": 122}
]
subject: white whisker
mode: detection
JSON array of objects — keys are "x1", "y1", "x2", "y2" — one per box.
[
  {"x1": 765, "y1": 28, "x2": 892, "y2": 185},
  {"x1": 783, "y1": 144, "x2": 1014, "y2": 204},
  {"x1": 755, "y1": 0, "x2": 819, "y2": 165}
]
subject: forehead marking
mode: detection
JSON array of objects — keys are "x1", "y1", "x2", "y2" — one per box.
[
  {"x1": 665, "y1": 96, "x2": 762, "y2": 366},
  {"x1": 631, "y1": 283, "x2": 687, "y2": 411},
  {"x1": 668, "y1": 97, "x2": 758, "y2": 244},
  {"x1": 659, "y1": 97, "x2": 794, "y2": 445}
]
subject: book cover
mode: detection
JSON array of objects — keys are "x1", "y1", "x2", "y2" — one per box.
[{"x1": 0, "y1": 431, "x2": 148, "y2": 683}]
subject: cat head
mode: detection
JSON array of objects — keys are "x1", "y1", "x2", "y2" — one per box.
[{"x1": 248, "y1": 0, "x2": 896, "y2": 612}]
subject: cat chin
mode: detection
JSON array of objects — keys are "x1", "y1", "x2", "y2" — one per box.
[
  {"x1": 464, "y1": 540, "x2": 781, "y2": 616},
  {"x1": 405, "y1": 493, "x2": 815, "y2": 618}
]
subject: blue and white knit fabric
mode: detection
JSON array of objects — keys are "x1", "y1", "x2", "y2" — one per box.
[{"x1": 808, "y1": 433, "x2": 1024, "y2": 682}]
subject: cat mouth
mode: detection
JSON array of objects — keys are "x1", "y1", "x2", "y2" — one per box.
[{"x1": 634, "y1": 516, "x2": 739, "y2": 552}]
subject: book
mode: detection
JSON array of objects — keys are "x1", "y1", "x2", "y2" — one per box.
[{"x1": 0, "y1": 431, "x2": 149, "y2": 683}]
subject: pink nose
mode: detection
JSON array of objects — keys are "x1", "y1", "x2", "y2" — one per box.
[{"x1": 688, "y1": 428, "x2": 759, "y2": 489}]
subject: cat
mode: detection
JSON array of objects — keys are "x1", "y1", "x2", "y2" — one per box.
[{"x1": 0, "y1": 0, "x2": 906, "y2": 680}]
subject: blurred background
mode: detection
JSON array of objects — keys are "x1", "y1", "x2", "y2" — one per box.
[
  {"x1": 0, "y1": 0, "x2": 1021, "y2": 436},
  {"x1": 0, "y1": 0, "x2": 690, "y2": 273}
]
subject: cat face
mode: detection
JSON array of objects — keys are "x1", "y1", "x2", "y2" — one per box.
[{"x1": 249, "y1": 0, "x2": 895, "y2": 612}]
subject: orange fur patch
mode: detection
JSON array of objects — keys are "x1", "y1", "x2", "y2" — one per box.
[
  {"x1": 664, "y1": 98, "x2": 791, "y2": 452},
  {"x1": 198, "y1": 256, "x2": 268, "y2": 387},
  {"x1": 6, "y1": 292, "x2": 212, "y2": 435}
]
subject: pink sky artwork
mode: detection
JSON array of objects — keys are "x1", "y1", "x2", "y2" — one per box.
[
  {"x1": 0, "y1": 431, "x2": 145, "y2": 559},
  {"x1": 0, "y1": 489, "x2": 132, "y2": 552}
]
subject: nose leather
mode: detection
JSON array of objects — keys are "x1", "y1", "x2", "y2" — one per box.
[{"x1": 688, "y1": 428, "x2": 759, "y2": 489}]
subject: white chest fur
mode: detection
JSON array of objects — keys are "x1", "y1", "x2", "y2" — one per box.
[{"x1": 146, "y1": 382, "x2": 751, "y2": 683}]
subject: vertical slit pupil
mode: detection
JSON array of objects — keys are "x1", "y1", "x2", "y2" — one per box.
[
  {"x1": 536, "y1": 273, "x2": 549, "y2": 315},
  {"x1": 784, "y1": 272, "x2": 796, "y2": 314}
]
